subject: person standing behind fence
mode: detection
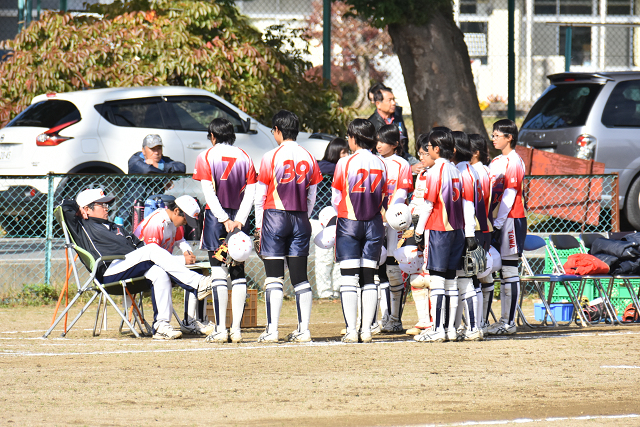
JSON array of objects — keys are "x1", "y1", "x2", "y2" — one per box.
[
  {"x1": 314, "y1": 137, "x2": 350, "y2": 299},
  {"x1": 133, "y1": 195, "x2": 214, "y2": 336},
  {"x1": 367, "y1": 84, "x2": 422, "y2": 174},
  {"x1": 254, "y1": 110, "x2": 322, "y2": 343},
  {"x1": 192, "y1": 118, "x2": 257, "y2": 344},
  {"x1": 114, "y1": 134, "x2": 186, "y2": 227},
  {"x1": 486, "y1": 120, "x2": 527, "y2": 336},
  {"x1": 468, "y1": 133, "x2": 493, "y2": 333},
  {"x1": 333, "y1": 119, "x2": 388, "y2": 343}
]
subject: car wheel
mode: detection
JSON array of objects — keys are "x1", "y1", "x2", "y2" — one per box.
[{"x1": 624, "y1": 176, "x2": 640, "y2": 231}]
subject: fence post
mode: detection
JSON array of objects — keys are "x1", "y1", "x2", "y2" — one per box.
[{"x1": 44, "y1": 173, "x2": 54, "y2": 287}]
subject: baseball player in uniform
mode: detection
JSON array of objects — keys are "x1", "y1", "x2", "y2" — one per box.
[
  {"x1": 413, "y1": 130, "x2": 466, "y2": 343},
  {"x1": 452, "y1": 131, "x2": 483, "y2": 341},
  {"x1": 254, "y1": 110, "x2": 322, "y2": 343},
  {"x1": 469, "y1": 133, "x2": 493, "y2": 333},
  {"x1": 333, "y1": 119, "x2": 388, "y2": 343},
  {"x1": 405, "y1": 133, "x2": 435, "y2": 336},
  {"x1": 134, "y1": 195, "x2": 215, "y2": 336},
  {"x1": 486, "y1": 119, "x2": 527, "y2": 335},
  {"x1": 193, "y1": 118, "x2": 257, "y2": 343},
  {"x1": 375, "y1": 124, "x2": 413, "y2": 333}
]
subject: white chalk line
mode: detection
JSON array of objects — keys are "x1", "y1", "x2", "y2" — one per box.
[
  {"x1": 406, "y1": 413, "x2": 640, "y2": 426},
  {"x1": 2, "y1": 329, "x2": 640, "y2": 357},
  {"x1": 600, "y1": 365, "x2": 640, "y2": 369}
]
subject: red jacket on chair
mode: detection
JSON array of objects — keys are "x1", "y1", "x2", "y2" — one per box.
[{"x1": 563, "y1": 253, "x2": 610, "y2": 275}]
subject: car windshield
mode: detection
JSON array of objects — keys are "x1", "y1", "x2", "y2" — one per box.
[
  {"x1": 522, "y1": 83, "x2": 603, "y2": 130},
  {"x1": 6, "y1": 100, "x2": 81, "y2": 129}
]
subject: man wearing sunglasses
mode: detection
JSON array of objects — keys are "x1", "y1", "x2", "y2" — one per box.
[{"x1": 61, "y1": 188, "x2": 214, "y2": 340}]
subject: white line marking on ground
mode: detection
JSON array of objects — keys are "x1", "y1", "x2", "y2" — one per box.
[
  {"x1": 1, "y1": 329, "x2": 640, "y2": 357},
  {"x1": 406, "y1": 413, "x2": 639, "y2": 426},
  {"x1": 601, "y1": 365, "x2": 640, "y2": 369}
]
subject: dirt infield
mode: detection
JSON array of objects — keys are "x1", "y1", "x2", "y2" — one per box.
[{"x1": 1, "y1": 299, "x2": 639, "y2": 426}]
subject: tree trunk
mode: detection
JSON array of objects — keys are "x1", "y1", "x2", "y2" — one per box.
[
  {"x1": 351, "y1": 55, "x2": 370, "y2": 110},
  {"x1": 388, "y1": 12, "x2": 489, "y2": 141}
]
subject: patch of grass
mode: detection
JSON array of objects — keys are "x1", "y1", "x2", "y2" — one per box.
[{"x1": 0, "y1": 283, "x2": 59, "y2": 307}]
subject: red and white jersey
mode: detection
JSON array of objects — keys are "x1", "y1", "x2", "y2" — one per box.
[
  {"x1": 457, "y1": 161, "x2": 489, "y2": 232},
  {"x1": 333, "y1": 148, "x2": 388, "y2": 221},
  {"x1": 193, "y1": 144, "x2": 257, "y2": 210},
  {"x1": 134, "y1": 209, "x2": 188, "y2": 254},
  {"x1": 489, "y1": 150, "x2": 526, "y2": 222},
  {"x1": 258, "y1": 141, "x2": 322, "y2": 212},
  {"x1": 380, "y1": 154, "x2": 413, "y2": 203},
  {"x1": 409, "y1": 168, "x2": 429, "y2": 216},
  {"x1": 423, "y1": 158, "x2": 464, "y2": 232}
]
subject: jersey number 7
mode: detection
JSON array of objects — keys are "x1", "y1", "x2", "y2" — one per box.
[{"x1": 352, "y1": 168, "x2": 383, "y2": 193}]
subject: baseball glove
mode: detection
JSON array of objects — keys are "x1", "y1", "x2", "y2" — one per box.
[{"x1": 463, "y1": 245, "x2": 487, "y2": 277}]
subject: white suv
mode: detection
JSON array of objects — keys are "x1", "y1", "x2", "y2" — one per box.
[{"x1": 0, "y1": 86, "x2": 330, "y2": 190}]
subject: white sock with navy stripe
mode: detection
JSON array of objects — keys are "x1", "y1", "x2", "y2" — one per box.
[{"x1": 265, "y1": 278, "x2": 284, "y2": 335}]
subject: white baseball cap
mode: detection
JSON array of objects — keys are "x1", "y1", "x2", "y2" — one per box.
[
  {"x1": 76, "y1": 188, "x2": 115, "y2": 208},
  {"x1": 174, "y1": 195, "x2": 200, "y2": 228}
]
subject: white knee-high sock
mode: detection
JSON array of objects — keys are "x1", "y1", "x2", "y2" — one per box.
[
  {"x1": 378, "y1": 281, "x2": 390, "y2": 323},
  {"x1": 294, "y1": 281, "x2": 313, "y2": 332},
  {"x1": 387, "y1": 265, "x2": 404, "y2": 321},
  {"x1": 475, "y1": 286, "x2": 483, "y2": 330},
  {"x1": 212, "y1": 282, "x2": 228, "y2": 332},
  {"x1": 361, "y1": 283, "x2": 378, "y2": 334},
  {"x1": 340, "y1": 275, "x2": 359, "y2": 333},
  {"x1": 184, "y1": 289, "x2": 198, "y2": 324},
  {"x1": 265, "y1": 278, "x2": 284, "y2": 334},
  {"x1": 231, "y1": 279, "x2": 247, "y2": 332}
]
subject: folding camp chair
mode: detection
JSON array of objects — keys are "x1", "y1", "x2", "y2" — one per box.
[
  {"x1": 592, "y1": 233, "x2": 640, "y2": 323},
  {"x1": 43, "y1": 206, "x2": 153, "y2": 338},
  {"x1": 516, "y1": 235, "x2": 590, "y2": 327},
  {"x1": 547, "y1": 234, "x2": 619, "y2": 326}
]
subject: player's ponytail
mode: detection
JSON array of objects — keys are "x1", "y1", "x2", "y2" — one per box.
[
  {"x1": 468, "y1": 134, "x2": 490, "y2": 165},
  {"x1": 347, "y1": 119, "x2": 376, "y2": 150},
  {"x1": 452, "y1": 131, "x2": 472, "y2": 163}
]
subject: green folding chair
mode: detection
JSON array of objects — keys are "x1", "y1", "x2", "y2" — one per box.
[{"x1": 43, "y1": 206, "x2": 153, "y2": 338}]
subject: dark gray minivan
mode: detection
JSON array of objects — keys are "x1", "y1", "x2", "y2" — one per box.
[{"x1": 519, "y1": 72, "x2": 640, "y2": 229}]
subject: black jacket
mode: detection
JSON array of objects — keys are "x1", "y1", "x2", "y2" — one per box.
[
  {"x1": 61, "y1": 200, "x2": 143, "y2": 277},
  {"x1": 128, "y1": 152, "x2": 186, "y2": 174}
]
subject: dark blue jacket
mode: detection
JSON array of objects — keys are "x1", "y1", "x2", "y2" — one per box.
[{"x1": 128, "y1": 152, "x2": 186, "y2": 174}]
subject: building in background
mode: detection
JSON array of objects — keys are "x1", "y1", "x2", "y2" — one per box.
[{"x1": 2, "y1": 0, "x2": 639, "y2": 114}]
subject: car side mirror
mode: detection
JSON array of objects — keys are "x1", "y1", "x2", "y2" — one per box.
[{"x1": 244, "y1": 118, "x2": 258, "y2": 134}]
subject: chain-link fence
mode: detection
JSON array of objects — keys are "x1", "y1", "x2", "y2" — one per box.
[
  {"x1": 0, "y1": 172, "x2": 621, "y2": 299},
  {"x1": 0, "y1": 173, "x2": 335, "y2": 299},
  {"x1": 525, "y1": 174, "x2": 619, "y2": 234}
]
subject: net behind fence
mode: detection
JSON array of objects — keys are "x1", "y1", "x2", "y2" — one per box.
[{"x1": 0, "y1": 172, "x2": 620, "y2": 300}]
